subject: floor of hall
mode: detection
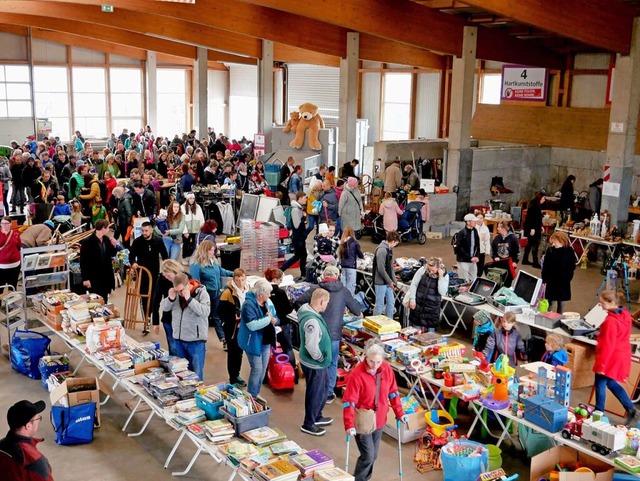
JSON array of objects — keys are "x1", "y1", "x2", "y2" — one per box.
[{"x1": 0, "y1": 235, "x2": 633, "y2": 481}]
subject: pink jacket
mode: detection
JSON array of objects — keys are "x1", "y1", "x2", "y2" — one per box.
[{"x1": 380, "y1": 199, "x2": 402, "y2": 232}]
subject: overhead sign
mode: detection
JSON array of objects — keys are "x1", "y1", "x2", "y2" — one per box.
[{"x1": 501, "y1": 65, "x2": 548, "y2": 102}]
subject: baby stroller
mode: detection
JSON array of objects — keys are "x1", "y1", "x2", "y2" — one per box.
[
  {"x1": 397, "y1": 201, "x2": 426, "y2": 244},
  {"x1": 362, "y1": 211, "x2": 386, "y2": 244}
]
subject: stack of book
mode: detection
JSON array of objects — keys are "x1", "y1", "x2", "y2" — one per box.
[
  {"x1": 202, "y1": 419, "x2": 235, "y2": 443},
  {"x1": 241, "y1": 426, "x2": 285, "y2": 447},
  {"x1": 217, "y1": 440, "x2": 262, "y2": 465},
  {"x1": 173, "y1": 399, "x2": 206, "y2": 427},
  {"x1": 362, "y1": 315, "x2": 401, "y2": 341},
  {"x1": 238, "y1": 451, "x2": 272, "y2": 473},
  {"x1": 268, "y1": 440, "x2": 302, "y2": 456},
  {"x1": 104, "y1": 352, "x2": 135, "y2": 377},
  {"x1": 223, "y1": 386, "x2": 266, "y2": 417},
  {"x1": 313, "y1": 467, "x2": 354, "y2": 481},
  {"x1": 254, "y1": 458, "x2": 300, "y2": 481},
  {"x1": 290, "y1": 450, "x2": 334, "y2": 479}
]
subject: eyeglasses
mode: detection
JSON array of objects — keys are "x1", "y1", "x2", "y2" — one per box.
[
  {"x1": 1, "y1": 222, "x2": 11, "y2": 225},
  {"x1": 31, "y1": 415, "x2": 42, "y2": 423}
]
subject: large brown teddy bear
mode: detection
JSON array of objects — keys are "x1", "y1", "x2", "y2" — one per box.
[
  {"x1": 290, "y1": 102, "x2": 324, "y2": 151},
  {"x1": 283, "y1": 111, "x2": 300, "y2": 133}
]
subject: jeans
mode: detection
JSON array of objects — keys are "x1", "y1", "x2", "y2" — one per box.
[
  {"x1": 305, "y1": 215, "x2": 319, "y2": 237},
  {"x1": 173, "y1": 339, "x2": 206, "y2": 381},
  {"x1": 327, "y1": 340, "x2": 340, "y2": 397},
  {"x1": 182, "y1": 233, "x2": 197, "y2": 259},
  {"x1": 301, "y1": 365, "x2": 329, "y2": 429},
  {"x1": 163, "y1": 237, "x2": 181, "y2": 260},
  {"x1": 373, "y1": 284, "x2": 395, "y2": 319},
  {"x1": 341, "y1": 268, "x2": 357, "y2": 295},
  {"x1": 354, "y1": 428, "x2": 383, "y2": 481},
  {"x1": 594, "y1": 373, "x2": 635, "y2": 413},
  {"x1": 208, "y1": 290, "x2": 225, "y2": 341},
  {"x1": 457, "y1": 261, "x2": 477, "y2": 283},
  {"x1": 247, "y1": 345, "x2": 271, "y2": 397},
  {"x1": 162, "y1": 321, "x2": 177, "y2": 356}
]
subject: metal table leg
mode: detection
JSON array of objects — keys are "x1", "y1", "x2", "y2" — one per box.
[
  {"x1": 122, "y1": 398, "x2": 142, "y2": 432},
  {"x1": 164, "y1": 430, "x2": 187, "y2": 469}
]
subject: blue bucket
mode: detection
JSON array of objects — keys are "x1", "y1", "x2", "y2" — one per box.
[{"x1": 440, "y1": 440, "x2": 488, "y2": 481}]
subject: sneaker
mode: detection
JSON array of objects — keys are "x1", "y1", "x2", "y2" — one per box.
[
  {"x1": 325, "y1": 394, "x2": 336, "y2": 405},
  {"x1": 222, "y1": 340, "x2": 228, "y2": 352},
  {"x1": 315, "y1": 416, "x2": 333, "y2": 426},
  {"x1": 625, "y1": 409, "x2": 637, "y2": 425},
  {"x1": 301, "y1": 425, "x2": 326, "y2": 436},
  {"x1": 235, "y1": 377, "x2": 247, "y2": 387}
]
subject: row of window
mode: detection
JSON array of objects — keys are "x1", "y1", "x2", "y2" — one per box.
[{"x1": 0, "y1": 65, "x2": 188, "y2": 140}]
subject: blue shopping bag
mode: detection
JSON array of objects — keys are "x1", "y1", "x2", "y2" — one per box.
[
  {"x1": 10, "y1": 330, "x2": 51, "y2": 379},
  {"x1": 51, "y1": 402, "x2": 96, "y2": 445}
]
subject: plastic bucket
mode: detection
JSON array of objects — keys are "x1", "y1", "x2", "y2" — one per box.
[
  {"x1": 440, "y1": 440, "x2": 488, "y2": 481},
  {"x1": 486, "y1": 444, "x2": 502, "y2": 471}
]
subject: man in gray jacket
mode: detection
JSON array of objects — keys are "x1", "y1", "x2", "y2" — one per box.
[
  {"x1": 373, "y1": 231, "x2": 401, "y2": 319},
  {"x1": 294, "y1": 266, "x2": 362, "y2": 404},
  {"x1": 161, "y1": 272, "x2": 211, "y2": 381}
]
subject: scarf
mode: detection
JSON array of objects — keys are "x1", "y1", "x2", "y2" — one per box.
[{"x1": 231, "y1": 281, "x2": 246, "y2": 306}]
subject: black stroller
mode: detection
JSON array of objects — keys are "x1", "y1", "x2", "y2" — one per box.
[{"x1": 397, "y1": 201, "x2": 426, "y2": 244}]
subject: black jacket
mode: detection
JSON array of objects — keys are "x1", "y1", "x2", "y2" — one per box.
[
  {"x1": 131, "y1": 189, "x2": 157, "y2": 217},
  {"x1": 130, "y1": 233, "x2": 169, "y2": 275},
  {"x1": 541, "y1": 245, "x2": 575, "y2": 301},
  {"x1": 80, "y1": 233, "x2": 117, "y2": 292},
  {"x1": 524, "y1": 202, "x2": 543, "y2": 238},
  {"x1": 294, "y1": 279, "x2": 361, "y2": 341},
  {"x1": 491, "y1": 232, "x2": 520, "y2": 263},
  {"x1": 455, "y1": 226, "x2": 480, "y2": 263},
  {"x1": 269, "y1": 284, "x2": 293, "y2": 326}
]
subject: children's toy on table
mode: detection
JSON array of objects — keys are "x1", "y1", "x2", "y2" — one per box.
[
  {"x1": 562, "y1": 407, "x2": 627, "y2": 455},
  {"x1": 414, "y1": 408, "x2": 459, "y2": 473},
  {"x1": 482, "y1": 354, "x2": 515, "y2": 410}
]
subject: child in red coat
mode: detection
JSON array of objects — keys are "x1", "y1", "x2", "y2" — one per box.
[{"x1": 594, "y1": 289, "x2": 636, "y2": 424}]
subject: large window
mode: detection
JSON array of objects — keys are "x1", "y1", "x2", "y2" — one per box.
[
  {"x1": 110, "y1": 68, "x2": 143, "y2": 136},
  {"x1": 0, "y1": 65, "x2": 32, "y2": 118},
  {"x1": 480, "y1": 73, "x2": 502, "y2": 104},
  {"x1": 72, "y1": 67, "x2": 107, "y2": 137},
  {"x1": 381, "y1": 73, "x2": 411, "y2": 140},
  {"x1": 34, "y1": 66, "x2": 70, "y2": 140},
  {"x1": 157, "y1": 69, "x2": 187, "y2": 138}
]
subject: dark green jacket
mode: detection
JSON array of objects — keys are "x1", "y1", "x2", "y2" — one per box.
[{"x1": 298, "y1": 304, "x2": 331, "y2": 370}]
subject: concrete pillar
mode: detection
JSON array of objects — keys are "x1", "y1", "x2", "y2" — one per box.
[
  {"x1": 146, "y1": 51, "x2": 157, "y2": 132},
  {"x1": 258, "y1": 40, "x2": 274, "y2": 152},
  {"x1": 446, "y1": 27, "x2": 477, "y2": 219},
  {"x1": 601, "y1": 18, "x2": 640, "y2": 229},
  {"x1": 193, "y1": 47, "x2": 208, "y2": 139},
  {"x1": 339, "y1": 32, "x2": 359, "y2": 166}
]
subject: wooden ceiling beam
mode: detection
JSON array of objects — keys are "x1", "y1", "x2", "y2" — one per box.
[
  {"x1": 207, "y1": 51, "x2": 256, "y2": 66},
  {"x1": 0, "y1": 13, "x2": 198, "y2": 59},
  {"x1": 235, "y1": 0, "x2": 563, "y2": 68},
  {"x1": 31, "y1": 28, "x2": 147, "y2": 60},
  {"x1": 0, "y1": 2, "x2": 262, "y2": 58},
  {"x1": 273, "y1": 44, "x2": 340, "y2": 68},
  {"x1": 359, "y1": 33, "x2": 446, "y2": 70},
  {"x1": 462, "y1": 0, "x2": 634, "y2": 54},
  {"x1": 0, "y1": 24, "x2": 27, "y2": 36},
  {"x1": 13, "y1": 0, "x2": 446, "y2": 68}
]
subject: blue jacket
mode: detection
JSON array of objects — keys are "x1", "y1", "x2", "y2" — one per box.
[
  {"x1": 238, "y1": 291, "x2": 274, "y2": 357},
  {"x1": 189, "y1": 261, "x2": 233, "y2": 294},
  {"x1": 289, "y1": 173, "x2": 302, "y2": 193},
  {"x1": 339, "y1": 237, "x2": 364, "y2": 269}
]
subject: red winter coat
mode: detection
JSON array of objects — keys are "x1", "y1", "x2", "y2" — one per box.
[
  {"x1": 343, "y1": 361, "x2": 404, "y2": 431},
  {"x1": 593, "y1": 307, "x2": 632, "y2": 382},
  {"x1": 0, "y1": 230, "x2": 21, "y2": 267}
]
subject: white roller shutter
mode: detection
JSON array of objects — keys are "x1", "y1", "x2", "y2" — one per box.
[
  {"x1": 227, "y1": 63, "x2": 258, "y2": 139},
  {"x1": 286, "y1": 64, "x2": 339, "y2": 128}
]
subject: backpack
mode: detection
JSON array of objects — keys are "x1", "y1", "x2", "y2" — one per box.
[
  {"x1": 451, "y1": 230, "x2": 461, "y2": 255},
  {"x1": 284, "y1": 206, "x2": 293, "y2": 230},
  {"x1": 98, "y1": 180, "x2": 108, "y2": 202}
]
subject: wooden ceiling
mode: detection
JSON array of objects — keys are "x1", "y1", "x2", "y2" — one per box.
[{"x1": 0, "y1": 0, "x2": 636, "y2": 69}]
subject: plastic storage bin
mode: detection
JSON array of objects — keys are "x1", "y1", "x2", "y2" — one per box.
[
  {"x1": 221, "y1": 405, "x2": 272, "y2": 436},
  {"x1": 195, "y1": 391, "x2": 224, "y2": 420},
  {"x1": 220, "y1": 245, "x2": 242, "y2": 271},
  {"x1": 440, "y1": 440, "x2": 488, "y2": 481}
]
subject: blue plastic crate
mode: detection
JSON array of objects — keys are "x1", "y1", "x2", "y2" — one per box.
[{"x1": 195, "y1": 391, "x2": 224, "y2": 420}]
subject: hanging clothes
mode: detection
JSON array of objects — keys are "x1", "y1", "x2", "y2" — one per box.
[{"x1": 216, "y1": 201, "x2": 235, "y2": 235}]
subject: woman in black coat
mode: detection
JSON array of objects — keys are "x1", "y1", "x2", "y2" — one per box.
[
  {"x1": 541, "y1": 231, "x2": 575, "y2": 314},
  {"x1": 522, "y1": 192, "x2": 545, "y2": 268},
  {"x1": 560, "y1": 174, "x2": 576, "y2": 222}
]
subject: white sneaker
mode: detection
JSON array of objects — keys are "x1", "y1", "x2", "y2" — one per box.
[{"x1": 181, "y1": 258, "x2": 189, "y2": 266}]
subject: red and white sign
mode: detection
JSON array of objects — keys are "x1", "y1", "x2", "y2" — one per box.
[
  {"x1": 501, "y1": 65, "x2": 548, "y2": 102},
  {"x1": 253, "y1": 133, "x2": 266, "y2": 158},
  {"x1": 603, "y1": 165, "x2": 611, "y2": 182}
]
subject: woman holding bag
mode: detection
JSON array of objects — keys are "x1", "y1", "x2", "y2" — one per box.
[{"x1": 343, "y1": 341, "x2": 406, "y2": 481}]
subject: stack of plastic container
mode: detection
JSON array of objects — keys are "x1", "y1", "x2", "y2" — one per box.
[
  {"x1": 240, "y1": 219, "x2": 257, "y2": 272},
  {"x1": 256, "y1": 223, "x2": 279, "y2": 272}
]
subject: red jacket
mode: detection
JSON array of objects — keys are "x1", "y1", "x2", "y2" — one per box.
[
  {"x1": 593, "y1": 307, "x2": 632, "y2": 382},
  {"x1": 0, "y1": 230, "x2": 21, "y2": 266},
  {"x1": 0, "y1": 432, "x2": 53, "y2": 481},
  {"x1": 342, "y1": 361, "x2": 404, "y2": 431}
]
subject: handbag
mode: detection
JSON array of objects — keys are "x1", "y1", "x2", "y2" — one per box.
[
  {"x1": 11, "y1": 330, "x2": 51, "y2": 379},
  {"x1": 354, "y1": 372, "x2": 381, "y2": 435},
  {"x1": 51, "y1": 402, "x2": 96, "y2": 445}
]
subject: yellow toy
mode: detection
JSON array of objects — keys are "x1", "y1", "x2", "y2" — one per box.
[
  {"x1": 289, "y1": 102, "x2": 324, "y2": 150},
  {"x1": 283, "y1": 111, "x2": 300, "y2": 133},
  {"x1": 424, "y1": 409, "x2": 455, "y2": 438}
]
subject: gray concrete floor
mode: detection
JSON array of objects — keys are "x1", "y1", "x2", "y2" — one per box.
[{"x1": 0, "y1": 236, "x2": 634, "y2": 481}]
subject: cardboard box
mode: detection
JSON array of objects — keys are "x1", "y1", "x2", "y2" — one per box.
[
  {"x1": 566, "y1": 342, "x2": 595, "y2": 367},
  {"x1": 45, "y1": 311, "x2": 62, "y2": 331},
  {"x1": 133, "y1": 360, "x2": 161, "y2": 375},
  {"x1": 425, "y1": 232, "x2": 443, "y2": 240},
  {"x1": 50, "y1": 376, "x2": 112, "y2": 427},
  {"x1": 531, "y1": 446, "x2": 613, "y2": 481},
  {"x1": 382, "y1": 409, "x2": 426, "y2": 443},
  {"x1": 571, "y1": 369, "x2": 594, "y2": 389}
]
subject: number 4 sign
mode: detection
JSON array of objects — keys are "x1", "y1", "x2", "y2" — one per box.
[{"x1": 501, "y1": 65, "x2": 548, "y2": 102}]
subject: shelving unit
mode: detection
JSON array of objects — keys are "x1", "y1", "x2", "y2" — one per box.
[
  {"x1": 0, "y1": 286, "x2": 26, "y2": 352},
  {"x1": 20, "y1": 244, "x2": 71, "y2": 295}
]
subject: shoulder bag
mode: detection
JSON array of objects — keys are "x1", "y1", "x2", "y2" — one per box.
[{"x1": 354, "y1": 372, "x2": 381, "y2": 435}]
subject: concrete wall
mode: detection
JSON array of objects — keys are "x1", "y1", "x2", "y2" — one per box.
[
  {"x1": 374, "y1": 139, "x2": 448, "y2": 166},
  {"x1": 469, "y1": 146, "x2": 551, "y2": 207}
]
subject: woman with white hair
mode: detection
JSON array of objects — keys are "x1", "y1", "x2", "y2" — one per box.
[
  {"x1": 237, "y1": 278, "x2": 278, "y2": 397},
  {"x1": 343, "y1": 340, "x2": 407, "y2": 481}
]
